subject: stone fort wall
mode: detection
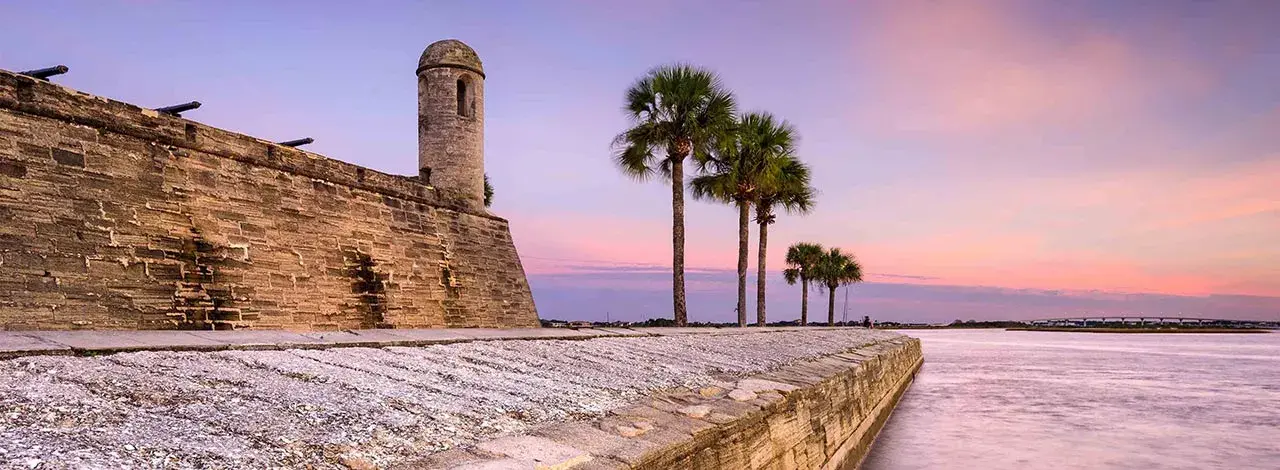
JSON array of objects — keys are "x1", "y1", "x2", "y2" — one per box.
[{"x1": 0, "y1": 69, "x2": 539, "y2": 330}]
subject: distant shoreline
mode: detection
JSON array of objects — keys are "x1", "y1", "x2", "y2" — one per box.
[{"x1": 1005, "y1": 327, "x2": 1271, "y2": 334}]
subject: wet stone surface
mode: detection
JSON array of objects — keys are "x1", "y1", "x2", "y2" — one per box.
[{"x1": 0, "y1": 329, "x2": 899, "y2": 469}]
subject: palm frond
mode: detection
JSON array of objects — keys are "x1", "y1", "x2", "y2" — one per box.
[
  {"x1": 612, "y1": 130, "x2": 657, "y2": 181},
  {"x1": 689, "y1": 173, "x2": 735, "y2": 203},
  {"x1": 623, "y1": 73, "x2": 658, "y2": 119},
  {"x1": 783, "y1": 267, "x2": 801, "y2": 285}
]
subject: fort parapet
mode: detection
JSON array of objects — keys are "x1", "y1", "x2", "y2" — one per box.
[{"x1": 0, "y1": 40, "x2": 539, "y2": 330}]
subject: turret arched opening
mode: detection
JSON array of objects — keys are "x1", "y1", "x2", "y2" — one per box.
[{"x1": 456, "y1": 78, "x2": 469, "y2": 117}]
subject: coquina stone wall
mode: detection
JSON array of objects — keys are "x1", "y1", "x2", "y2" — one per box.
[
  {"x1": 645, "y1": 338, "x2": 923, "y2": 470},
  {"x1": 0, "y1": 69, "x2": 539, "y2": 330}
]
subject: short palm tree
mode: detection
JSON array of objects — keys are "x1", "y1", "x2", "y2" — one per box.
[
  {"x1": 614, "y1": 65, "x2": 737, "y2": 326},
  {"x1": 690, "y1": 112, "x2": 789, "y2": 327},
  {"x1": 812, "y1": 248, "x2": 864, "y2": 326},
  {"x1": 754, "y1": 155, "x2": 815, "y2": 326},
  {"x1": 782, "y1": 242, "x2": 824, "y2": 326}
]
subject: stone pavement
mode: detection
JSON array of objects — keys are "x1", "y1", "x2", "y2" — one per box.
[{"x1": 0, "y1": 326, "x2": 857, "y2": 359}]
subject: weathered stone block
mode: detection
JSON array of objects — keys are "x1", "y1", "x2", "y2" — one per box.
[
  {"x1": 0, "y1": 158, "x2": 25, "y2": 178},
  {"x1": 51, "y1": 148, "x2": 84, "y2": 167}
]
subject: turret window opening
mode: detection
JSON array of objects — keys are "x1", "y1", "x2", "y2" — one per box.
[{"x1": 457, "y1": 79, "x2": 469, "y2": 117}]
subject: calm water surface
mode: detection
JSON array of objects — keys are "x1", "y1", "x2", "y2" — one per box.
[{"x1": 863, "y1": 330, "x2": 1280, "y2": 469}]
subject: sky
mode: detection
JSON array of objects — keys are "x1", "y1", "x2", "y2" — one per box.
[{"x1": 2, "y1": 1, "x2": 1277, "y2": 323}]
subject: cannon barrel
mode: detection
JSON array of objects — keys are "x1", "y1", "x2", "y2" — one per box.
[
  {"x1": 277, "y1": 138, "x2": 314, "y2": 147},
  {"x1": 19, "y1": 65, "x2": 69, "y2": 80},
  {"x1": 155, "y1": 101, "x2": 201, "y2": 117}
]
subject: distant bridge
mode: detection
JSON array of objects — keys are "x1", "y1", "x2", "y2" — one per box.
[{"x1": 1023, "y1": 316, "x2": 1273, "y2": 327}]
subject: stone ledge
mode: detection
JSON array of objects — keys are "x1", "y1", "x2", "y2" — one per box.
[
  {"x1": 0, "y1": 326, "x2": 868, "y2": 359},
  {"x1": 410, "y1": 336, "x2": 924, "y2": 470}
]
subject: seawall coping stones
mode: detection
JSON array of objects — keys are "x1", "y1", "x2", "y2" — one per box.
[
  {"x1": 414, "y1": 336, "x2": 924, "y2": 470},
  {"x1": 0, "y1": 333, "x2": 72, "y2": 357},
  {"x1": 184, "y1": 330, "x2": 325, "y2": 350},
  {"x1": 0, "y1": 326, "x2": 865, "y2": 359},
  {"x1": 586, "y1": 327, "x2": 655, "y2": 337}
]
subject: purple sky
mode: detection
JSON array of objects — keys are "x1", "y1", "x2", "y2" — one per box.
[{"x1": 2, "y1": 1, "x2": 1277, "y2": 323}]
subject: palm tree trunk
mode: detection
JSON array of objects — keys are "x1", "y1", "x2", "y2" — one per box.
[
  {"x1": 735, "y1": 200, "x2": 749, "y2": 328},
  {"x1": 828, "y1": 285, "x2": 836, "y2": 326},
  {"x1": 671, "y1": 157, "x2": 687, "y2": 327},
  {"x1": 756, "y1": 220, "x2": 768, "y2": 327},
  {"x1": 800, "y1": 277, "x2": 808, "y2": 326}
]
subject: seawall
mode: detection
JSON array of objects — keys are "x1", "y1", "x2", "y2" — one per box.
[
  {"x1": 0, "y1": 69, "x2": 538, "y2": 330},
  {"x1": 0, "y1": 328, "x2": 919, "y2": 469},
  {"x1": 417, "y1": 332, "x2": 923, "y2": 469}
]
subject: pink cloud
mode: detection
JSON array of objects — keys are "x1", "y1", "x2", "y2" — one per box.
[
  {"x1": 855, "y1": 0, "x2": 1210, "y2": 134},
  {"x1": 834, "y1": 157, "x2": 1280, "y2": 296}
]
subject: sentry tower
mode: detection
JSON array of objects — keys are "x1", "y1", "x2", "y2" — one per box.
[{"x1": 417, "y1": 39, "x2": 485, "y2": 209}]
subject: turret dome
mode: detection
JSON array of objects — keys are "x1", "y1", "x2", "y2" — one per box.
[{"x1": 417, "y1": 39, "x2": 483, "y2": 76}]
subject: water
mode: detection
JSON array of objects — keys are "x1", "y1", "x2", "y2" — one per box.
[{"x1": 862, "y1": 330, "x2": 1280, "y2": 469}]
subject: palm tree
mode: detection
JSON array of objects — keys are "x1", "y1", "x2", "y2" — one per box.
[
  {"x1": 613, "y1": 65, "x2": 737, "y2": 326},
  {"x1": 812, "y1": 248, "x2": 864, "y2": 326},
  {"x1": 782, "y1": 242, "x2": 824, "y2": 326},
  {"x1": 690, "y1": 112, "x2": 789, "y2": 327},
  {"x1": 754, "y1": 155, "x2": 815, "y2": 326}
]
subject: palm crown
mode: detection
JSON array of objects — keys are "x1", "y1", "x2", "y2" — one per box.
[
  {"x1": 783, "y1": 242, "x2": 825, "y2": 326},
  {"x1": 613, "y1": 65, "x2": 737, "y2": 180},
  {"x1": 755, "y1": 155, "x2": 815, "y2": 224},
  {"x1": 814, "y1": 248, "x2": 864, "y2": 291},
  {"x1": 783, "y1": 242, "x2": 825, "y2": 285}
]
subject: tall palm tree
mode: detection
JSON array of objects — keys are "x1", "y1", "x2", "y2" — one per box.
[
  {"x1": 613, "y1": 65, "x2": 737, "y2": 327},
  {"x1": 782, "y1": 242, "x2": 824, "y2": 326},
  {"x1": 690, "y1": 112, "x2": 788, "y2": 327},
  {"x1": 813, "y1": 248, "x2": 864, "y2": 326},
  {"x1": 754, "y1": 155, "x2": 815, "y2": 326}
]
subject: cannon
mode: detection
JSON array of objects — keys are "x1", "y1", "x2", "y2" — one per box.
[
  {"x1": 154, "y1": 101, "x2": 201, "y2": 117},
  {"x1": 19, "y1": 65, "x2": 69, "y2": 80},
  {"x1": 277, "y1": 138, "x2": 314, "y2": 147}
]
